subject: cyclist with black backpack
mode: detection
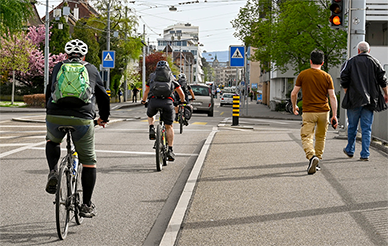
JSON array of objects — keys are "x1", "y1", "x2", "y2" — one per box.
[
  {"x1": 174, "y1": 73, "x2": 195, "y2": 122},
  {"x1": 45, "y1": 39, "x2": 110, "y2": 218},
  {"x1": 141, "y1": 61, "x2": 186, "y2": 161}
]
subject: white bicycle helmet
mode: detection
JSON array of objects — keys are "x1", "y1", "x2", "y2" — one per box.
[
  {"x1": 178, "y1": 73, "x2": 186, "y2": 79},
  {"x1": 64, "y1": 39, "x2": 88, "y2": 56}
]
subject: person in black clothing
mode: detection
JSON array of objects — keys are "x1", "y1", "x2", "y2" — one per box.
[
  {"x1": 340, "y1": 41, "x2": 388, "y2": 161},
  {"x1": 174, "y1": 73, "x2": 195, "y2": 122},
  {"x1": 45, "y1": 39, "x2": 110, "y2": 218},
  {"x1": 132, "y1": 86, "x2": 139, "y2": 103},
  {"x1": 141, "y1": 61, "x2": 185, "y2": 161}
]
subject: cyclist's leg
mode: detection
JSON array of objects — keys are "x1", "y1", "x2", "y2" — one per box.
[
  {"x1": 147, "y1": 99, "x2": 159, "y2": 140},
  {"x1": 45, "y1": 115, "x2": 67, "y2": 194},
  {"x1": 162, "y1": 100, "x2": 176, "y2": 161},
  {"x1": 70, "y1": 119, "x2": 97, "y2": 215}
]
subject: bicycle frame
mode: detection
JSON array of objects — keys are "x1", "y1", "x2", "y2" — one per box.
[{"x1": 55, "y1": 126, "x2": 83, "y2": 240}]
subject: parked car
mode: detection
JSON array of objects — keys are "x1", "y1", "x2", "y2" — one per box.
[
  {"x1": 190, "y1": 84, "x2": 214, "y2": 117},
  {"x1": 220, "y1": 93, "x2": 234, "y2": 106}
]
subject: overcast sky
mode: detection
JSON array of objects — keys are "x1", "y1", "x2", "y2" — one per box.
[{"x1": 35, "y1": 0, "x2": 247, "y2": 52}]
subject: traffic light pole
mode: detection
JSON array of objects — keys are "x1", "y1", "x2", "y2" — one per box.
[
  {"x1": 348, "y1": 0, "x2": 366, "y2": 57},
  {"x1": 339, "y1": 0, "x2": 366, "y2": 135}
]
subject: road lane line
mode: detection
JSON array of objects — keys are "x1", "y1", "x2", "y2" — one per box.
[
  {"x1": 0, "y1": 141, "x2": 46, "y2": 158},
  {"x1": 30, "y1": 147, "x2": 198, "y2": 157},
  {"x1": 160, "y1": 126, "x2": 217, "y2": 246}
]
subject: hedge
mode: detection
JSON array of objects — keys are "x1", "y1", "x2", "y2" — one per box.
[{"x1": 23, "y1": 94, "x2": 45, "y2": 107}]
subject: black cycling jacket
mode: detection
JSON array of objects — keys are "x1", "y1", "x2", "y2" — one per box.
[
  {"x1": 46, "y1": 59, "x2": 110, "y2": 122},
  {"x1": 340, "y1": 53, "x2": 387, "y2": 110}
]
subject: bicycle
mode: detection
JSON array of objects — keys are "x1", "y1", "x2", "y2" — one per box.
[
  {"x1": 154, "y1": 108, "x2": 168, "y2": 171},
  {"x1": 55, "y1": 126, "x2": 83, "y2": 240},
  {"x1": 177, "y1": 103, "x2": 189, "y2": 134}
]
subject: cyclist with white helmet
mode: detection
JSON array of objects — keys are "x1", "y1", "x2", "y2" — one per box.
[
  {"x1": 174, "y1": 73, "x2": 195, "y2": 122},
  {"x1": 45, "y1": 39, "x2": 110, "y2": 218},
  {"x1": 141, "y1": 61, "x2": 185, "y2": 161}
]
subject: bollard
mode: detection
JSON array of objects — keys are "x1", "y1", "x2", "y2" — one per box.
[{"x1": 232, "y1": 94, "x2": 240, "y2": 126}]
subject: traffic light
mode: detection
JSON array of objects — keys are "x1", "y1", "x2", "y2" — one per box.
[{"x1": 329, "y1": 0, "x2": 344, "y2": 28}]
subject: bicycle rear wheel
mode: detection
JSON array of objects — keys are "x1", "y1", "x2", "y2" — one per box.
[
  {"x1": 155, "y1": 124, "x2": 163, "y2": 171},
  {"x1": 161, "y1": 128, "x2": 168, "y2": 166},
  {"x1": 56, "y1": 162, "x2": 70, "y2": 240},
  {"x1": 74, "y1": 164, "x2": 83, "y2": 225},
  {"x1": 179, "y1": 107, "x2": 183, "y2": 134}
]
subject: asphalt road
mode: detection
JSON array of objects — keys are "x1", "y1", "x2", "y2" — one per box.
[{"x1": 0, "y1": 103, "x2": 262, "y2": 245}]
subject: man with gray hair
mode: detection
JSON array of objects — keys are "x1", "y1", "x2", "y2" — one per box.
[{"x1": 340, "y1": 41, "x2": 388, "y2": 161}]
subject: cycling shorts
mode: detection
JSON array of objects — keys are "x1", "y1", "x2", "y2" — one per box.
[
  {"x1": 147, "y1": 98, "x2": 174, "y2": 125},
  {"x1": 46, "y1": 115, "x2": 96, "y2": 165}
]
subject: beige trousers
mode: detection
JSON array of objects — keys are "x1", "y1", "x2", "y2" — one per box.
[{"x1": 300, "y1": 112, "x2": 329, "y2": 160}]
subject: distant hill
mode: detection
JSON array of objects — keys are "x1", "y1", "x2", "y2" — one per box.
[{"x1": 202, "y1": 51, "x2": 229, "y2": 63}]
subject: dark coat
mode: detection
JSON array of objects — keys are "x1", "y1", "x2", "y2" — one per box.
[{"x1": 340, "y1": 53, "x2": 387, "y2": 110}]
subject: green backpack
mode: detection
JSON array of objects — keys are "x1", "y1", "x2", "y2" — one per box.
[{"x1": 52, "y1": 61, "x2": 93, "y2": 105}]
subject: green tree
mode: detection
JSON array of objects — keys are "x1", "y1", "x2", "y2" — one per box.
[
  {"x1": 0, "y1": 0, "x2": 33, "y2": 38},
  {"x1": 73, "y1": 17, "x2": 102, "y2": 67},
  {"x1": 50, "y1": 17, "x2": 71, "y2": 55},
  {"x1": 232, "y1": 0, "x2": 347, "y2": 74},
  {"x1": 84, "y1": 1, "x2": 143, "y2": 95}
]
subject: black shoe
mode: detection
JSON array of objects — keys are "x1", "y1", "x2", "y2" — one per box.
[
  {"x1": 45, "y1": 170, "x2": 58, "y2": 194},
  {"x1": 359, "y1": 157, "x2": 369, "y2": 161},
  {"x1": 343, "y1": 148, "x2": 353, "y2": 158},
  {"x1": 79, "y1": 203, "x2": 96, "y2": 218},
  {"x1": 167, "y1": 149, "x2": 175, "y2": 162},
  {"x1": 149, "y1": 126, "x2": 156, "y2": 140},
  {"x1": 307, "y1": 156, "x2": 319, "y2": 175}
]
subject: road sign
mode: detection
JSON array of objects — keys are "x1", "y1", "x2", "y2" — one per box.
[
  {"x1": 230, "y1": 46, "x2": 245, "y2": 67},
  {"x1": 102, "y1": 51, "x2": 115, "y2": 68}
]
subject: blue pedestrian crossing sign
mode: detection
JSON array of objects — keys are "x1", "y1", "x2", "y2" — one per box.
[
  {"x1": 102, "y1": 51, "x2": 115, "y2": 68},
  {"x1": 229, "y1": 46, "x2": 245, "y2": 67}
]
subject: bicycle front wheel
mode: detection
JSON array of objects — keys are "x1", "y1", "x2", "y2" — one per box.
[
  {"x1": 155, "y1": 124, "x2": 163, "y2": 171},
  {"x1": 56, "y1": 163, "x2": 70, "y2": 240},
  {"x1": 74, "y1": 164, "x2": 84, "y2": 225}
]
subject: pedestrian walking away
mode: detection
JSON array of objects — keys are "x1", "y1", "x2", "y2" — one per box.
[
  {"x1": 132, "y1": 86, "x2": 139, "y2": 103},
  {"x1": 340, "y1": 41, "x2": 388, "y2": 161},
  {"x1": 291, "y1": 49, "x2": 338, "y2": 175},
  {"x1": 45, "y1": 39, "x2": 110, "y2": 218}
]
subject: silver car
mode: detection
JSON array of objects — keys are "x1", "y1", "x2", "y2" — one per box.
[
  {"x1": 190, "y1": 84, "x2": 214, "y2": 117},
  {"x1": 220, "y1": 93, "x2": 234, "y2": 106}
]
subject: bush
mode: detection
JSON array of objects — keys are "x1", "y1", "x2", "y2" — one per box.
[{"x1": 24, "y1": 94, "x2": 45, "y2": 107}]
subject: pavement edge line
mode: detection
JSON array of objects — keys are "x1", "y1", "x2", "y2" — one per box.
[{"x1": 159, "y1": 126, "x2": 218, "y2": 246}]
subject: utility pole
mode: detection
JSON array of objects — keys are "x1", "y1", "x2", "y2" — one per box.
[
  {"x1": 339, "y1": 0, "x2": 366, "y2": 133},
  {"x1": 142, "y1": 24, "x2": 146, "y2": 96},
  {"x1": 106, "y1": 0, "x2": 111, "y2": 90},
  {"x1": 43, "y1": 0, "x2": 50, "y2": 94}
]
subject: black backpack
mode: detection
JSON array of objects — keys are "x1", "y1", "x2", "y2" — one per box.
[
  {"x1": 150, "y1": 80, "x2": 174, "y2": 99},
  {"x1": 178, "y1": 78, "x2": 188, "y2": 94}
]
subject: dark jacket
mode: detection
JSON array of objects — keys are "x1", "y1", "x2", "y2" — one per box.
[
  {"x1": 46, "y1": 59, "x2": 110, "y2": 121},
  {"x1": 340, "y1": 53, "x2": 387, "y2": 110}
]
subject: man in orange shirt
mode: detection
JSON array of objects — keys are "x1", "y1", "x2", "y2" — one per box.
[{"x1": 291, "y1": 49, "x2": 338, "y2": 175}]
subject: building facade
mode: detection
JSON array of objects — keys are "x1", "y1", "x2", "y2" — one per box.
[{"x1": 156, "y1": 23, "x2": 204, "y2": 83}]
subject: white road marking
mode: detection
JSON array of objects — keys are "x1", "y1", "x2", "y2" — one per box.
[{"x1": 0, "y1": 141, "x2": 46, "y2": 158}]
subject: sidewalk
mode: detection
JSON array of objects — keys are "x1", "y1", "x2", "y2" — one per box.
[{"x1": 174, "y1": 111, "x2": 388, "y2": 245}]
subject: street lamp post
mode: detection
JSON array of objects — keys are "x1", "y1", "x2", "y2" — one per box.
[
  {"x1": 106, "y1": 0, "x2": 111, "y2": 90},
  {"x1": 43, "y1": 0, "x2": 50, "y2": 94}
]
